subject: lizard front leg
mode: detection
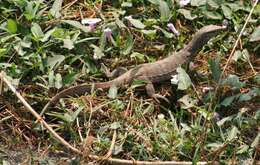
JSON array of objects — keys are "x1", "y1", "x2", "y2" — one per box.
[
  {"x1": 101, "y1": 63, "x2": 128, "y2": 78},
  {"x1": 145, "y1": 81, "x2": 169, "y2": 103}
]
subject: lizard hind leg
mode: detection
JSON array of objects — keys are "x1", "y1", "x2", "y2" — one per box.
[
  {"x1": 101, "y1": 63, "x2": 128, "y2": 78},
  {"x1": 145, "y1": 82, "x2": 170, "y2": 103}
]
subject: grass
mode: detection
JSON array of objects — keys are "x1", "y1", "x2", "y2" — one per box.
[{"x1": 0, "y1": 0, "x2": 259, "y2": 164}]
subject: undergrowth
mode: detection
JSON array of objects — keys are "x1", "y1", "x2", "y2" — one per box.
[{"x1": 0, "y1": 0, "x2": 259, "y2": 164}]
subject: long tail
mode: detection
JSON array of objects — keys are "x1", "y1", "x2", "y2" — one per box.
[{"x1": 40, "y1": 81, "x2": 112, "y2": 116}]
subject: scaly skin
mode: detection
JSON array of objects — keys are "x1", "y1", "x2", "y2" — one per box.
[{"x1": 41, "y1": 24, "x2": 226, "y2": 115}]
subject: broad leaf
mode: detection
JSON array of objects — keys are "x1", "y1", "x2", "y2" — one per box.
[
  {"x1": 122, "y1": 33, "x2": 134, "y2": 55},
  {"x1": 50, "y1": 0, "x2": 62, "y2": 18},
  {"x1": 227, "y1": 126, "x2": 239, "y2": 141},
  {"x1": 221, "y1": 95, "x2": 236, "y2": 107},
  {"x1": 153, "y1": 25, "x2": 173, "y2": 38},
  {"x1": 207, "y1": 0, "x2": 221, "y2": 8},
  {"x1": 66, "y1": 107, "x2": 83, "y2": 123},
  {"x1": 126, "y1": 17, "x2": 145, "y2": 29},
  {"x1": 221, "y1": 4, "x2": 232, "y2": 19},
  {"x1": 222, "y1": 74, "x2": 245, "y2": 89},
  {"x1": 47, "y1": 55, "x2": 65, "y2": 70},
  {"x1": 62, "y1": 20, "x2": 90, "y2": 33},
  {"x1": 63, "y1": 38, "x2": 74, "y2": 50},
  {"x1": 41, "y1": 28, "x2": 56, "y2": 42},
  {"x1": 110, "y1": 122, "x2": 121, "y2": 129},
  {"x1": 91, "y1": 45, "x2": 104, "y2": 59},
  {"x1": 55, "y1": 73, "x2": 63, "y2": 89},
  {"x1": 31, "y1": 23, "x2": 44, "y2": 39},
  {"x1": 191, "y1": 0, "x2": 206, "y2": 6},
  {"x1": 176, "y1": 67, "x2": 192, "y2": 90},
  {"x1": 158, "y1": 0, "x2": 170, "y2": 21},
  {"x1": 121, "y1": 2, "x2": 132, "y2": 7},
  {"x1": 250, "y1": 26, "x2": 260, "y2": 42},
  {"x1": 251, "y1": 133, "x2": 260, "y2": 148},
  {"x1": 178, "y1": 9, "x2": 197, "y2": 20},
  {"x1": 107, "y1": 85, "x2": 118, "y2": 99},
  {"x1": 178, "y1": 95, "x2": 197, "y2": 109},
  {"x1": 205, "y1": 11, "x2": 223, "y2": 20},
  {"x1": 130, "y1": 52, "x2": 146, "y2": 62},
  {"x1": 7, "y1": 19, "x2": 17, "y2": 34},
  {"x1": 208, "y1": 57, "x2": 221, "y2": 82}
]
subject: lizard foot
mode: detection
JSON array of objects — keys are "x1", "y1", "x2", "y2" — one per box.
[{"x1": 152, "y1": 94, "x2": 170, "y2": 103}]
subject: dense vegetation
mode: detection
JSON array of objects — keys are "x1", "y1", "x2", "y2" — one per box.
[{"x1": 0, "y1": 0, "x2": 259, "y2": 164}]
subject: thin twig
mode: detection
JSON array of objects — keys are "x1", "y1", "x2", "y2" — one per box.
[
  {"x1": 100, "y1": 130, "x2": 117, "y2": 161},
  {"x1": 0, "y1": 71, "x2": 81, "y2": 154},
  {"x1": 217, "y1": 0, "x2": 258, "y2": 86},
  {"x1": 210, "y1": 0, "x2": 259, "y2": 110}
]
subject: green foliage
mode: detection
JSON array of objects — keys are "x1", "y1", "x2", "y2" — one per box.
[{"x1": 0, "y1": 0, "x2": 259, "y2": 163}]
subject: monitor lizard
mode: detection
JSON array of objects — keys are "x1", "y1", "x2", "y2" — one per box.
[{"x1": 41, "y1": 24, "x2": 226, "y2": 114}]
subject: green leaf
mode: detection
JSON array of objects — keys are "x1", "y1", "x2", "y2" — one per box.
[
  {"x1": 221, "y1": 4, "x2": 232, "y2": 19},
  {"x1": 208, "y1": 57, "x2": 221, "y2": 82},
  {"x1": 48, "y1": 70, "x2": 55, "y2": 87},
  {"x1": 217, "y1": 116, "x2": 233, "y2": 126},
  {"x1": 67, "y1": 107, "x2": 83, "y2": 123},
  {"x1": 126, "y1": 17, "x2": 145, "y2": 29},
  {"x1": 41, "y1": 28, "x2": 56, "y2": 42},
  {"x1": 191, "y1": 0, "x2": 206, "y2": 6},
  {"x1": 63, "y1": 38, "x2": 74, "y2": 50},
  {"x1": 158, "y1": 0, "x2": 170, "y2": 21},
  {"x1": 222, "y1": 74, "x2": 245, "y2": 89},
  {"x1": 238, "y1": 93, "x2": 251, "y2": 102},
  {"x1": 178, "y1": 95, "x2": 197, "y2": 109},
  {"x1": 47, "y1": 55, "x2": 65, "y2": 70},
  {"x1": 121, "y1": 2, "x2": 132, "y2": 7},
  {"x1": 141, "y1": 30, "x2": 157, "y2": 39},
  {"x1": 50, "y1": 0, "x2": 62, "y2": 18},
  {"x1": 91, "y1": 45, "x2": 104, "y2": 59},
  {"x1": 232, "y1": 50, "x2": 242, "y2": 62},
  {"x1": 110, "y1": 122, "x2": 121, "y2": 130},
  {"x1": 130, "y1": 52, "x2": 146, "y2": 62},
  {"x1": 107, "y1": 85, "x2": 118, "y2": 99},
  {"x1": 254, "y1": 74, "x2": 260, "y2": 85},
  {"x1": 236, "y1": 145, "x2": 249, "y2": 154},
  {"x1": 31, "y1": 23, "x2": 44, "y2": 39},
  {"x1": 62, "y1": 20, "x2": 90, "y2": 33},
  {"x1": 178, "y1": 9, "x2": 197, "y2": 20},
  {"x1": 122, "y1": 33, "x2": 134, "y2": 55},
  {"x1": 251, "y1": 133, "x2": 260, "y2": 148},
  {"x1": 226, "y1": 3, "x2": 241, "y2": 12},
  {"x1": 176, "y1": 67, "x2": 192, "y2": 90},
  {"x1": 207, "y1": 0, "x2": 221, "y2": 8},
  {"x1": 205, "y1": 11, "x2": 223, "y2": 20},
  {"x1": 232, "y1": 49, "x2": 250, "y2": 62},
  {"x1": 7, "y1": 19, "x2": 17, "y2": 34},
  {"x1": 250, "y1": 26, "x2": 260, "y2": 42},
  {"x1": 63, "y1": 73, "x2": 77, "y2": 85},
  {"x1": 221, "y1": 95, "x2": 236, "y2": 107},
  {"x1": 55, "y1": 73, "x2": 63, "y2": 89},
  {"x1": 24, "y1": 1, "x2": 40, "y2": 21},
  {"x1": 153, "y1": 25, "x2": 173, "y2": 38},
  {"x1": 227, "y1": 126, "x2": 239, "y2": 141}
]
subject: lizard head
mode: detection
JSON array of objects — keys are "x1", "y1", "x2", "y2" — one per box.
[
  {"x1": 196, "y1": 25, "x2": 227, "y2": 42},
  {"x1": 184, "y1": 24, "x2": 227, "y2": 55}
]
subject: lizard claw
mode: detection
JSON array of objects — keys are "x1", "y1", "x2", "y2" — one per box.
[{"x1": 152, "y1": 94, "x2": 170, "y2": 103}]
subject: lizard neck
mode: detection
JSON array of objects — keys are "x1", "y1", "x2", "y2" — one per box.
[
  {"x1": 180, "y1": 25, "x2": 225, "y2": 57},
  {"x1": 182, "y1": 32, "x2": 211, "y2": 56}
]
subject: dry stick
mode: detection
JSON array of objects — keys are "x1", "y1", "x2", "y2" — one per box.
[
  {"x1": 0, "y1": 72, "x2": 81, "y2": 154},
  {"x1": 210, "y1": 0, "x2": 259, "y2": 111},
  {"x1": 1, "y1": 72, "x2": 214, "y2": 165},
  {"x1": 101, "y1": 130, "x2": 117, "y2": 160}
]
